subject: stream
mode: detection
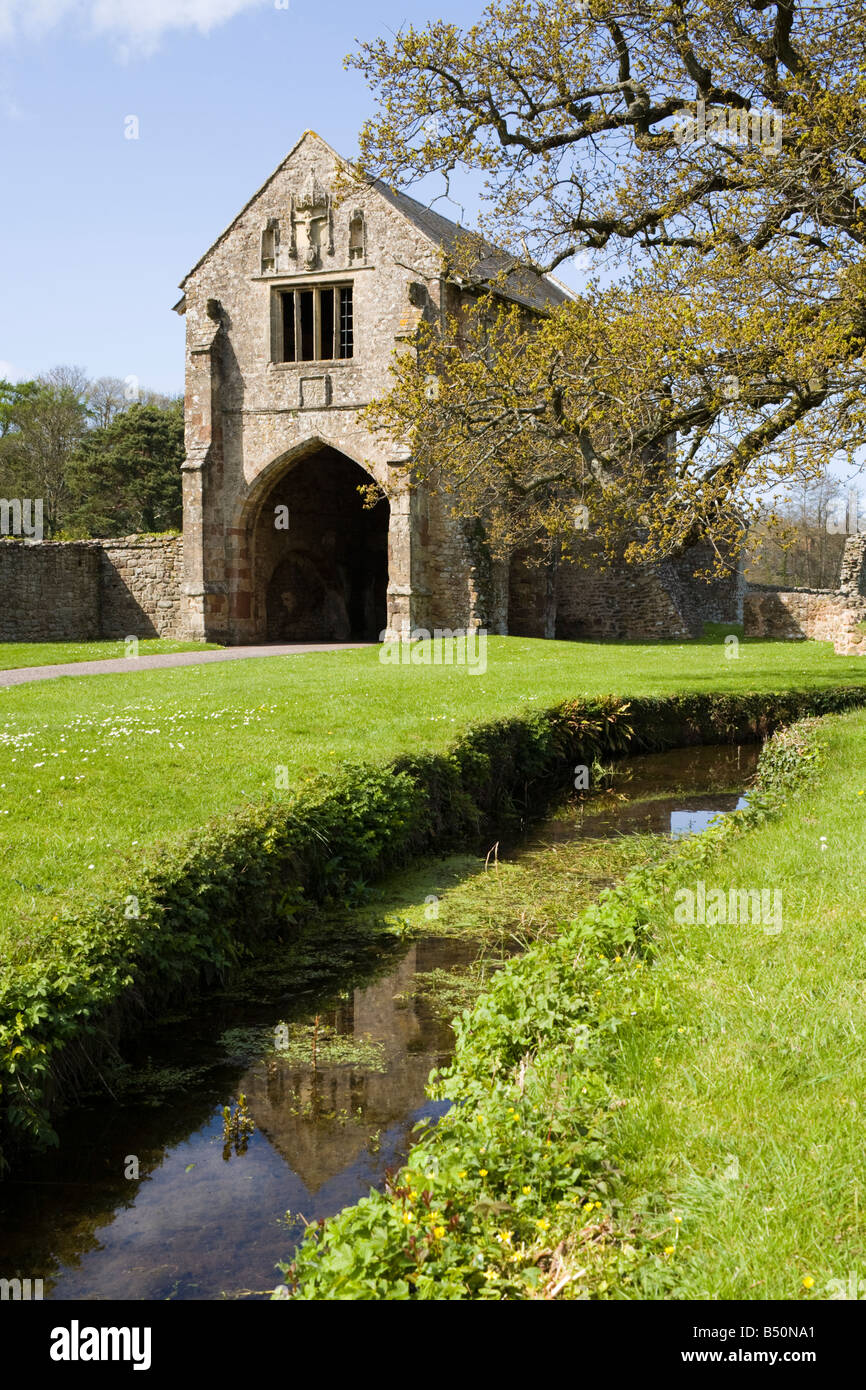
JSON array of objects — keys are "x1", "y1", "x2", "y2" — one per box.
[{"x1": 0, "y1": 740, "x2": 758, "y2": 1300}]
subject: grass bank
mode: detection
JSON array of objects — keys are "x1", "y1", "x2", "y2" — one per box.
[
  {"x1": 1, "y1": 682, "x2": 861, "y2": 1173},
  {"x1": 283, "y1": 710, "x2": 865, "y2": 1300},
  {"x1": 610, "y1": 709, "x2": 866, "y2": 1300},
  {"x1": 0, "y1": 639, "x2": 222, "y2": 670},
  {"x1": 2, "y1": 635, "x2": 865, "y2": 939}
]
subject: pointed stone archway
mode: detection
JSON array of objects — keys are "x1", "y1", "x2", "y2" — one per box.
[{"x1": 235, "y1": 443, "x2": 392, "y2": 643}]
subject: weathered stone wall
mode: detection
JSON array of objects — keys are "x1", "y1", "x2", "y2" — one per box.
[
  {"x1": 661, "y1": 540, "x2": 745, "y2": 634},
  {"x1": 555, "y1": 557, "x2": 692, "y2": 641},
  {"x1": 0, "y1": 536, "x2": 184, "y2": 643},
  {"x1": 743, "y1": 587, "x2": 866, "y2": 654},
  {"x1": 99, "y1": 536, "x2": 185, "y2": 640},
  {"x1": 503, "y1": 535, "x2": 743, "y2": 643},
  {"x1": 839, "y1": 534, "x2": 866, "y2": 601},
  {"x1": 743, "y1": 535, "x2": 866, "y2": 655},
  {"x1": 0, "y1": 542, "x2": 102, "y2": 641}
]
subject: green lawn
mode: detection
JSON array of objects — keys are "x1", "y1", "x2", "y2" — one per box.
[
  {"x1": 0, "y1": 639, "x2": 223, "y2": 670},
  {"x1": 1, "y1": 635, "x2": 864, "y2": 955},
  {"x1": 610, "y1": 706, "x2": 866, "y2": 1299}
]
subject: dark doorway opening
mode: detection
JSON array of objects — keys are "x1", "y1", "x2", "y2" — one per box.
[{"x1": 255, "y1": 448, "x2": 389, "y2": 642}]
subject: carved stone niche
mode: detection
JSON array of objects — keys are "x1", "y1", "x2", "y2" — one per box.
[
  {"x1": 261, "y1": 218, "x2": 280, "y2": 273},
  {"x1": 349, "y1": 209, "x2": 366, "y2": 263},
  {"x1": 289, "y1": 171, "x2": 334, "y2": 270}
]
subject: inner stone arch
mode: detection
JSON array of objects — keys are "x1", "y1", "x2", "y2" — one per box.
[{"x1": 251, "y1": 445, "x2": 390, "y2": 642}]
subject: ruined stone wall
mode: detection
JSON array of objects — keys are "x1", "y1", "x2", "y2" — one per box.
[
  {"x1": 421, "y1": 494, "x2": 508, "y2": 634},
  {"x1": 838, "y1": 534, "x2": 866, "y2": 601},
  {"x1": 661, "y1": 540, "x2": 745, "y2": 634},
  {"x1": 505, "y1": 537, "x2": 742, "y2": 643},
  {"x1": 743, "y1": 587, "x2": 866, "y2": 654},
  {"x1": 743, "y1": 535, "x2": 866, "y2": 655},
  {"x1": 0, "y1": 535, "x2": 184, "y2": 643},
  {"x1": 554, "y1": 556, "x2": 691, "y2": 641}
]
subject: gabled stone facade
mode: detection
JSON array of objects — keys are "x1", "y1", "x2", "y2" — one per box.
[{"x1": 175, "y1": 130, "x2": 742, "y2": 645}]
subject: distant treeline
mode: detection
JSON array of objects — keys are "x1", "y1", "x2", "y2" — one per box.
[
  {"x1": 745, "y1": 470, "x2": 851, "y2": 591},
  {"x1": 0, "y1": 365, "x2": 184, "y2": 539}
]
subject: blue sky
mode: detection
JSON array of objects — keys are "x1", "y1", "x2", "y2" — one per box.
[{"x1": 0, "y1": 0, "x2": 476, "y2": 393}]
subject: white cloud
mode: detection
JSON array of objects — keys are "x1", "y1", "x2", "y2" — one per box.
[
  {"x1": 0, "y1": 79, "x2": 23, "y2": 118},
  {"x1": 0, "y1": 0, "x2": 272, "y2": 49},
  {"x1": 0, "y1": 361, "x2": 25, "y2": 381}
]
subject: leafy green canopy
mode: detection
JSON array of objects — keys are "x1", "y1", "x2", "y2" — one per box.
[
  {"x1": 0, "y1": 374, "x2": 182, "y2": 538},
  {"x1": 351, "y1": 0, "x2": 866, "y2": 571}
]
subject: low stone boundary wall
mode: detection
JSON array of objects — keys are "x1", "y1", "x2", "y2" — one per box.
[
  {"x1": 99, "y1": 536, "x2": 184, "y2": 640},
  {"x1": 744, "y1": 535, "x2": 866, "y2": 655},
  {"x1": 0, "y1": 535, "x2": 183, "y2": 642},
  {"x1": 744, "y1": 588, "x2": 866, "y2": 655}
]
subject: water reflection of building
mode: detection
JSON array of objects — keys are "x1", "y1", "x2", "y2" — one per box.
[{"x1": 240, "y1": 940, "x2": 460, "y2": 1194}]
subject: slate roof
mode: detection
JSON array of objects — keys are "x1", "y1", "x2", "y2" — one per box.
[{"x1": 371, "y1": 180, "x2": 574, "y2": 313}]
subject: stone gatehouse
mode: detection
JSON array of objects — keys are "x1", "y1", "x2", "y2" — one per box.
[{"x1": 174, "y1": 130, "x2": 742, "y2": 645}]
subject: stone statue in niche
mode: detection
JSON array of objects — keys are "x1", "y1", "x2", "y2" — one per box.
[{"x1": 289, "y1": 171, "x2": 334, "y2": 270}]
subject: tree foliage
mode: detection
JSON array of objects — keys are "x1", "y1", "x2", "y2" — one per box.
[
  {"x1": 0, "y1": 375, "x2": 88, "y2": 536},
  {"x1": 0, "y1": 370, "x2": 182, "y2": 538},
  {"x1": 745, "y1": 467, "x2": 850, "y2": 588},
  {"x1": 67, "y1": 401, "x2": 184, "y2": 537},
  {"x1": 351, "y1": 0, "x2": 866, "y2": 570}
]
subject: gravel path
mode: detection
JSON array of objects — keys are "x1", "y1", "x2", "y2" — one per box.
[{"x1": 0, "y1": 642, "x2": 374, "y2": 688}]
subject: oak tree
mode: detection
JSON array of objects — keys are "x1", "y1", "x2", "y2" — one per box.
[{"x1": 351, "y1": 0, "x2": 866, "y2": 574}]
